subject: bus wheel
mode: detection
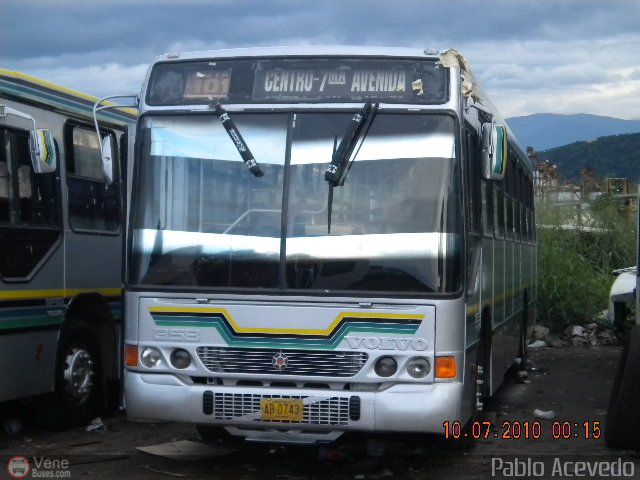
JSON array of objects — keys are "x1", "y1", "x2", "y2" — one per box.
[
  {"x1": 436, "y1": 349, "x2": 486, "y2": 451},
  {"x1": 518, "y1": 299, "x2": 528, "y2": 372},
  {"x1": 35, "y1": 328, "x2": 102, "y2": 429},
  {"x1": 605, "y1": 325, "x2": 640, "y2": 449}
]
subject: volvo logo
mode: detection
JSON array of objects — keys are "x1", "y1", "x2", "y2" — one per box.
[
  {"x1": 344, "y1": 336, "x2": 429, "y2": 351},
  {"x1": 272, "y1": 352, "x2": 289, "y2": 371}
]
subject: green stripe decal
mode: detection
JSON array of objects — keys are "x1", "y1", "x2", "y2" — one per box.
[
  {"x1": 0, "y1": 306, "x2": 63, "y2": 330},
  {"x1": 151, "y1": 312, "x2": 421, "y2": 350}
]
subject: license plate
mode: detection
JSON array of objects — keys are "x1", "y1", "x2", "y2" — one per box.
[{"x1": 260, "y1": 398, "x2": 304, "y2": 421}]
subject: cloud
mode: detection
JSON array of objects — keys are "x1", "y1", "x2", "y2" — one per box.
[{"x1": 2, "y1": 0, "x2": 640, "y2": 118}]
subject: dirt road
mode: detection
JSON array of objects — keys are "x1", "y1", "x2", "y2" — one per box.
[{"x1": 1, "y1": 346, "x2": 638, "y2": 479}]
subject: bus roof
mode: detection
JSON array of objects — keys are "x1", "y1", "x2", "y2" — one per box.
[
  {"x1": 151, "y1": 46, "x2": 442, "y2": 63},
  {"x1": 0, "y1": 68, "x2": 137, "y2": 123}
]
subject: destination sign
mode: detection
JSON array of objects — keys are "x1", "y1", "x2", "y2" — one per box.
[
  {"x1": 254, "y1": 67, "x2": 411, "y2": 101},
  {"x1": 147, "y1": 58, "x2": 448, "y2": 106}
]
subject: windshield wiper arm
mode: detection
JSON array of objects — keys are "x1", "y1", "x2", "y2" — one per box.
[
  {"x1": 324, "y1": 102, "x2": 376, "y2": 187},
  {"x1": 210, "y1": 101, "x2": 263, "y2": 177},
  {"x1": 325, "y1": 103, "x2": 377, "y2": 233}
]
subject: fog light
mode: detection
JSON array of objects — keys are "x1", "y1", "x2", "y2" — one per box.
[
  {"x1": 170, "y1": 348, "x2": 192, "y2": 369},
  {"x1": 407, "y1": 358, "x2": 431, "y2": 378},
  {"x1": 140, "y1": 347, "x2": 162, "y2": 368},
  {"x1": 374, "y1": 356, "x2": 397, "y2": 377}
]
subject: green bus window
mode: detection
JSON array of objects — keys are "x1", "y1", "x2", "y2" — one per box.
[{"x1": 65, "y1": 123, "x2": 121, "y2": 234}]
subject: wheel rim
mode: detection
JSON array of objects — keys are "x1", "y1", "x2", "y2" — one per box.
[{"x1": 62, "y1": 347, "x2": 95, "y2": 404}]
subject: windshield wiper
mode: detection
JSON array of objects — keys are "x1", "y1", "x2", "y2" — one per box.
[
  {"x1": 324, "y1": 103, "x2": 377, "y2": 233},
  {"x1": 210, "y1": 101, "x2": 263, "y2": 177},
  {"x1": 324, "y1": 102, "x2": 376, "y2": 187}
]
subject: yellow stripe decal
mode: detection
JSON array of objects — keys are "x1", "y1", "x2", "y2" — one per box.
[
  {"x1": 148, "y1": 306, "x2": 424, "y2": 336},
  {"x1": 0, "y1": 68, "x2": 138, "y2": 116},
  {"x1": 0, "y1": 288, "x2": 123, "y2": 300}
]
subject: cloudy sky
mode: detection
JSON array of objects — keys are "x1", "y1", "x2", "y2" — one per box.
[{"x1": 2, "y1": 0, "x2": 640, "y2": 119}]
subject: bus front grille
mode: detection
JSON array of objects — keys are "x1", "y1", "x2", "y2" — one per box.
[
  {"x1": 205, "y1": 392, "x2": 352, "y2": 426},
  {"x1": 196, "y1": 347, "x2": 368, "y2": 377}
]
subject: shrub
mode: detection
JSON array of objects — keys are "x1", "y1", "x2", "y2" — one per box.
[{"x1": 536, "y1": 198, "x2": 637, "y2": 331}]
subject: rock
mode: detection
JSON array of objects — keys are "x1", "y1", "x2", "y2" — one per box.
[
  {"x1": 597, "y1": 330, "x2": 618, "y2": 345},
  {"x1": 533, "y1": 409, "x2": 555, "y2": 420},
  {"x1": 528, "y1": 340, "x2": 547, "y2": 349},
  {"x1": 570, "y1": 325, "x2": 585, "y2": 337},
  {"x1": 571, "y1": 336, "x2": 589, "y2": 346},
  {"x1": 86, "y1": 417, "x2": 106, "y2": 433},
  {"x1": 549, "y1": 338, "x2": 566, "y2": 348},
  {"x1": 515, "y1": 370, "x2": 528, "y2": 380},
  {"x1": 531, "y1": 325, "x2": 550, "y2": 341}
]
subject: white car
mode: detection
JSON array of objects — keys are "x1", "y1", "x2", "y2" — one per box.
[
  {"x1": 606, "y1": 264, "x2": 639, "y2": 449},
  {"x1": 608, "y1": 267, "x2": 636, "y2": 329}
]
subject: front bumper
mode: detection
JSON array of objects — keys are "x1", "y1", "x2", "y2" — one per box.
[{"x1": 124, "y1": 370, "x2": 463, "y2": 443}]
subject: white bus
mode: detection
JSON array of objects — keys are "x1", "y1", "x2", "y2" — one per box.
[
  {"x1": 0, "y1": 69, "x2": 135, "y2": 427},
  {"x1": 115, "y1": 47, "x2": 536, "y2": 445}
]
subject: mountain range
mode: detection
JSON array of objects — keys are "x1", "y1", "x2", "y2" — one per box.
[
  {"x1": 537, "y1": 132, "x2": 640, "y2": 183},
  {"x1": 505, "y1": 113, "x2": 640, "y2": 151}
]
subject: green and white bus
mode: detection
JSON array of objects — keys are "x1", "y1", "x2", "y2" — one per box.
[
  {"x1": 0, "y1": 69, "x2": 135, "y2": 427},
  {"x1": 116, "y1": 47, "x2": 536, "y2": 444}
]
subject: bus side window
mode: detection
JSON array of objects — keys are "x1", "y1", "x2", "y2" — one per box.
[
  {"x1": 494, "y1": 183, "x2": 504, "y2": 238},
  {"x1": 504, "y1": 154, "x2": 515, "y2": 240},
  {"x1": 120, "y1": 132, "x2": 128, "y2": 203},
  {"x1": 482, "y1": 179, "x2": 493, "y2": 237},
  {"x1": 16, "y1": 135, "x2": 35, "y2": 224},
  {"x1": 0, "y1": 131, "x2": 9, "y2": 223},
  {"x1": 528, "y1": 176, "x2": 535, "y2": 242},
  {"x1": 465, "y1": 131, "x2": 481, "y2": 233},
  {"x1": 0, "y1": 128, "x2": 61, "y2": 279},
  {"x1": 64, "y1": 122, "x2": 121, "y2": 233},
  {"x1": 514, "y1": 165, "x2": 522, "y2": 241}
]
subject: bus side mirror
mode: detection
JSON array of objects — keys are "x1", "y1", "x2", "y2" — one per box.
[
  {"x1": 481, "y1": 122, "x2": 507, "y2": 181},
  {"x1": 100, "y1": 136, "x2": 115, "y2": 184},
  {"x1": 30, "y1": 129, "x2": 57, "y2": 173}
]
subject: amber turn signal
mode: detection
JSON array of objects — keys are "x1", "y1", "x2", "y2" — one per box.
[
  {"x1": 125, "y1": 345, "x2": 139, "y2": 367},
  {"x1": 434, "y1": 356, "x2": 457, "y2": 378}
]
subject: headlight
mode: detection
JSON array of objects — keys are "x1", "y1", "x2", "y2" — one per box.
[
  {"x1": 374, "y1": 356, "x2": 398, "y2": 377},
  {"x1": 407, "y1": 357, "x2": 431, "y2": 378},
  {"x1": 140, "y1": 347, "x2": 163, "y2": 368},
  {"x1": 170, "y1": 348, "x2": 192, "y2": 369}
]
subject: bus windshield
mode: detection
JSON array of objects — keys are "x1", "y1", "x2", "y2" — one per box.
[{"x1": 129, "y1": 112, "x2": 462, "y2": 294}]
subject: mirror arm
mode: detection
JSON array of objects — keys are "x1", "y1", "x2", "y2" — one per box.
[{"x1": 92, "y1": 94, "x2": 139, "y2": 158}]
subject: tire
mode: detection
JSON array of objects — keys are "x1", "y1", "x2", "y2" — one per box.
[
  {"x1": 436, "y1": 321, "x2": 489, "y2": 451},
  {"x1": 479, "y1": 312, "x2": 492, "y2": 399},
  {"x1": 605, "y1": 325, "x2": 640, "y2": 449},
  {"x1": 34, "y1": 328, "x2": 102, "y2": 429},
  {"x1": 518, "y1": 299, "x2": 528, "y2": 372}
]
